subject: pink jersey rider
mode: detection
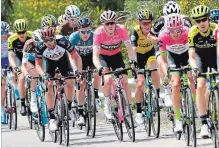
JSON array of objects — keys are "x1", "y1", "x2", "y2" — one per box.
[
  {"x1": 159, "y1": 26, "x2": 189, "y2": 54},
  {"x1": 93, "y1": 24, "x2": 130, "y2": 56}
]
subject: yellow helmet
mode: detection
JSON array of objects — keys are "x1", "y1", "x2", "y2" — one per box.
[
  {"x1": 191, "y1": 5, "x2": 210, "y2": 19},
  {"x1": 13, "y1": 19, "x2": 28, "y2": 32}
]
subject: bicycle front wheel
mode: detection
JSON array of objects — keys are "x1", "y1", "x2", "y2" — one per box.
[
  {"x1": 150, "y1": 85, "x2": 160, "y2": 138},
  {"x1": 119, "y1": 89, "x2": 135, "y2": 142},
  {"x1": 89, "y1": 87, "x2": 96, "y2": 138},
  {"x1": 209, "y1": 90, "x2": 219, "y2": 148},
  {"x1": 112, "y1": 109, "x2": 123, "y2": 141},
  {"x1": 10, "y1": 87, "x2": 17, "y2": 130},
  {"x1": 186, "y1": 88, "x2": 196, "y2": 147},
  {"x1": 62, "y1": 94, "x2": 70, "y2": 146},
  {"x1": 26, "y1": 87, "x2": 33, "y2": 129}
]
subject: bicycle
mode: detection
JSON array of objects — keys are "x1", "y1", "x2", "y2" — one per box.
[
  {"x1": 50, "y1": 74, "x2": 78, "y2": 146},
  {"x1": 197, "y1": 68, "x2": 219, "y2": 148},
  {"x1": 101, "y1": 67, "x2": 135, "y2": 142},
  {"x1": 25, "y1": 76, "x2": 33, "y2": 129},
  {"x1": 2, "y1": 66, "x2": 18, "y2": 130},
  {"x1": 167, "y1": 65, "x2": 196, "y2": 147},
  {"x1": 27, "y1": 76, "x2": 48, "y2": 142},
  {"x1": 82, "y1": 67, "x2": 97, "y2": 138},
  {"x1": 137, "y1": 68, "x2": 160, "y2": 138}
]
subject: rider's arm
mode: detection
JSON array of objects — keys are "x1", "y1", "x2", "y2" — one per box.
[
  {"x1": 70, "y1": 51, "x2": 82, "y2": 72},
  {"x1": 122, "y1": 26, "x2": 136, "y2": 61},
  {"x1": 188, "y1": 29, "x2": 198, "y2": 69},
  {"x1": 93, "y1": 45, "x2": 102, "y2": 70},
  {"x1": 8, "y1": 51, "x2": 17, "y2": 69},
  {"x1": 35, "y1": 58, "x2": 44, "y2": 76},
  {"x1": 158, "y1": 37, "x2": 168, "y2": 73}
]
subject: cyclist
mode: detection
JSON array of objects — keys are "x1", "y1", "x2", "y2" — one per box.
[
  {"x1": 148, "y1": 1, "x2": 192, "y2": 107},
  {"x1": 1, "y1": 21, "x2": 10, "y2": 124},
  {"x1": 158, "y1": 14, "x2": 195, "y2": 133},
  {"x1": 60, "y1": 5, "x2": 80, "y2": 36},
  {"x1": 22, "y1": 29, "x2": 43, "y2": 113},
  {"x1": 130, "y1": 9, "x2": 161, "y2": 125},
  {"x1": 188, "y1": 5, "x2": 217, "y2": 138},
  {"x1": 69, "y1": 17, "x2": 101, "y2": 125},
  {"x1": 8, "y1": 19, "x2": 32, "y2": 116},
  {"x1": 93, "y1": 10, "x2": 137, "y2": 119},
  {"x1": 35, "y1": 27, "x2": 82, "y2": 131},
  {"x1": 210, "y1": 9, "x2": 219, "y2": 23},
  {"x1": 57, "y1": 14, "x2": 67, "y2": 30},
  {"x1": 41, "y1": 14, "x2": 60, "y2": 35}
]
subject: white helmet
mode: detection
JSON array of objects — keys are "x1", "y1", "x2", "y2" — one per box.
[
  {"x1": 163, "y1": 1, "x2": 181, "y2": 16},
  {"x1": 32, "y1": 29, "x2": 43, "y2": 43},
  {"x1": 58, "y1": 14, "x2": 67, "y2": 25},
  {"x1": 100, "y1": 10, "x2": 117, "y2": 23},
  {"x1": 1, "y1": 21, "x2": 10, "y2": 32},
  {"x1": 65, "y1": 5, "x2": 80, "y2": 18},
  {"x1": 165, "y1": 13, "x2": 183, "y2": 30}
]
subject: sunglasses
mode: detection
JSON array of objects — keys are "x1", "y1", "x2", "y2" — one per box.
[
  {"x1": 17, "y1": 31, "x2": 26, "y2": 35},
  {"x1": 170, "y1": 29, "x2": 182, "y2": 34},
  {"x1": 105, "y1": 22, "x2": 115, "y2": 26},
  {"x1": 140, "y1": 21, "x2": 152, "y2": 26},
  {"x1": 43, "y1": 37, "x2": 55, "y2": 43},
  {"x1": 1, "y1": 31, "x2": 8, "y2": 35},
  {"x1": 195, "y1": 17, "x2": 208, "y2": 23},
  {"x1": 80, "y1": 30, "x2": 91, "y2": 35}
]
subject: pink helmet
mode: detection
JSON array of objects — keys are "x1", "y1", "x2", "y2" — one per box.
[
  {"x1": 41, "y1": 27, "x2": 55, "y2": 38},
  {"x1": 165, "y1": 13, "x2": 183, "y2": 30}
]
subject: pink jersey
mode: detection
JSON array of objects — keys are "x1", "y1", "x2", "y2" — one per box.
[
  {"x1": 93, "y1": 24, "x2": 130, "y2": 56},
  {"x1": 158, "y1": 26, "x2": 189, "y2": 55}
]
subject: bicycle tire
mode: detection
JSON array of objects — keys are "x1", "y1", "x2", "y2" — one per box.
[
  {"x1": 186, "y1": 88, "x2": 197, "y2": 147},
  {"x1": 181, "y1": 90, "x2": 190, "y2": 146},
  {"x1": 150, "y1": 85, "x2": 160, "y2": 138},
  {"x1": 209, "y1": 90, "x2": 219, "y2": 148},
  {"x1": 85, "y1": 89, "x2": 91, "y2": 136},
  {"x1": 7, "y1": 86, "x2": 12, "y2": 129},
  {"x1": 90, "y1": 87, "x2": 96, "y2": 138},
  {"x1": 112, "y1": 110, "x2": 123, "y2": 141},
  {"x1": 50, "y1": 97, "x2": 58, "y2": 143},
  {"x1": 143, "y1": 92, "x2": 151, "y2": 137},
  {"x1": 35, "y1": 96, "x2": 45, "y2": 142},
  {"x1": 62, "y1": 94, "x2": 70, "y2": 146},
  {"x1": 26, "y1": 87, "x2": 33, "y2": 129},
  {"x1": 119, "y1": 89, "x2": 135, "y2": 142},
  {"x1": 12, "y1": 87, "x2": 17, "y2": 130},
  {"x1": 58, "y1": 98, "x2": 63, "y2": 145}
]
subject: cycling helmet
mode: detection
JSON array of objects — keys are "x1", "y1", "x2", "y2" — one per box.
[
  {"x1": 191, "y1": 5, "x2": 210, "y2": 19},
  {"x1": 77, "y1": 17, "x2": 91, "y2": 28},
  {"x1": 1, "y1": 21, "x2": 10, "y2": 32},
  {"x1": 32, "y1": 29, "x2": 43, "y2": 43},
  {"x1": 65, "y1": 5, "x2": 80, "y2": 18},
  {"x1": 41, "y1": 14, "x2": 57, "y2": 28},
  {"x1": 163, "y1": 1, "x2": 181, "y2": 16},
  {"x1": 210, "y1": 9, "x2": 219, "y2": 23},
  {"x1": 41, "y1": 27, "x2": 55, "y2": 39},
  {"x1": 137, "y1": 9, "x2": 154, "y2": 21},
  {"x1": 58, "y1": 14, "x2": 67, "y2": 25},
  {"x1": 100, "y1": 10, "x2": 117, "y2": 23},
  {"x1": 165, "y1": 13, "x2": 183, "y2": 30},
  {"x1": 13, "y1": 19, "x2": 28, "y2": 32}
]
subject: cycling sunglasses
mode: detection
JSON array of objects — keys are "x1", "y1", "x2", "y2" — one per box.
[
  {"x1": 80, "y1": 30, "x2": 91, "y2": 35},
  {"x1": 105, "y1": 22, "x2": 115, "y2": 26},
  {"x1": 43, "y1": 37, "x2": 55, "y2": 43},
  {"x1": 195, "y1": 17, "x2": 208, "y2": 23},
  {"x1": 170, "y1": 29, "x2": 182, "y2": 34},
  {"x1": 17, "y1": 31, "x2": 26, "y2": 35},
  {"x1": 1, "y1": 31, "x2": 8, "y2": 35}
]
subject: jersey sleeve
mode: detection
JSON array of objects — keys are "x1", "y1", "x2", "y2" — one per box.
[
  {"x1": 69, "y1": 32, "x2": 80, "y2": 49},
  {"x1": 119, "y1": 25, "x2": 130, "y2": 43},
  {"x1": 7, "y1": 36, "x2": 14, "y2": 51},
  {"x1": 188, "y1": 26, "x2": 196, "y2": 49},
  {"x1": 158, "y1": 31, "x2": 167, "y2": 51},
  {"x1": 130, "y1": 29, "x2": 138, "y2": 47},
  {"x1": 151, "y1": 17, "x2": 165, "y2": 36},
  {"x1": 58, "y1": 37, "x2": 76, "y2": 55},
  {"x1": 93, "y1": 28, "x2": 101, "y2": 47},
  {"x1": 34, "y1": 42, "x2": 44, "y2": 59}
]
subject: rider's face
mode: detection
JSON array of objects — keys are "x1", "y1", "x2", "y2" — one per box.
[
  {"x1": 195, "y1": 17, "x2": 210, "y2": 33},
  {"x1": 79, "y1": 27, "x2": 91, "y2": 41},
  {"x1": 43, "y1": 37, "x2": 56, "y2": 49},
  {"x1": 139, "y1": 20, "x2": 152, "y2": 34},
  {"x1": 104, "y1": 22, "x2": 116, "y2": 34}
]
